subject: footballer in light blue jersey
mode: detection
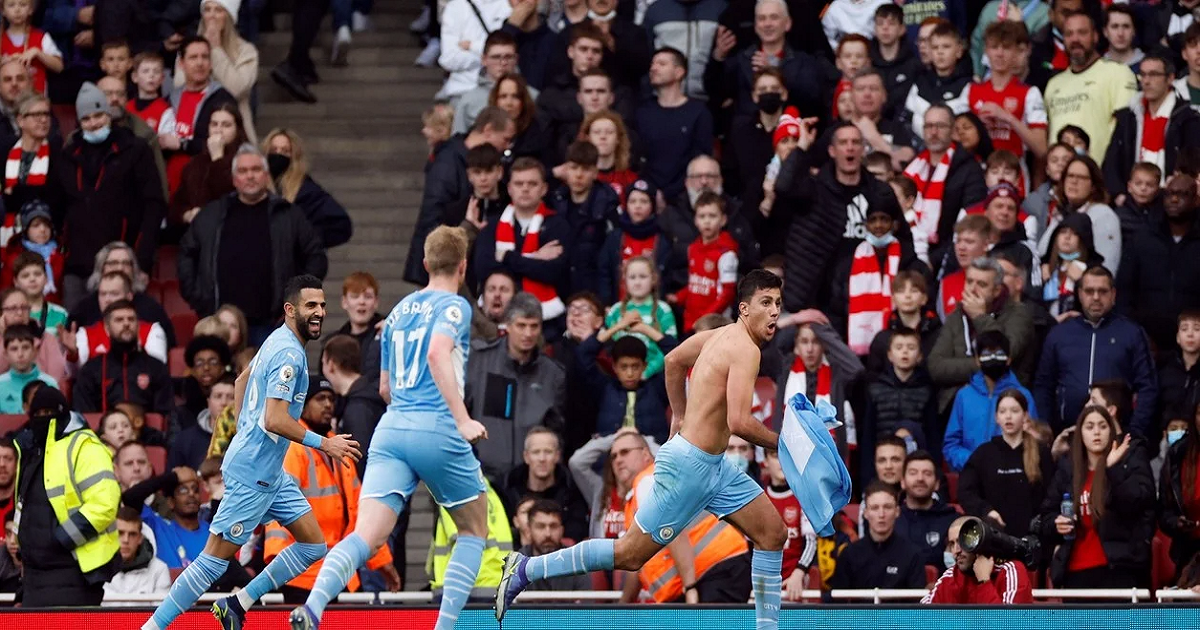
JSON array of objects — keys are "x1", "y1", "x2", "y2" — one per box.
[{"x1": 378, "y1": 289, "x2": 471, "y2": 426}]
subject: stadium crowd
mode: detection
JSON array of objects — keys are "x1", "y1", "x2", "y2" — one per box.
[{"x1": 1, "y1": 0, "x2": 1200, "y2": 611}]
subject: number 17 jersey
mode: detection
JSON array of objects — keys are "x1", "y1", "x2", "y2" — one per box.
[{"x1": 380, "y1": 289, "x2": 471, "y2": 424}]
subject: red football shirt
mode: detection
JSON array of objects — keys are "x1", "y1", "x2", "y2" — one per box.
[
  {"x1": 968, "y1": 78, "x2": 1047, "y2": 158},
  {"x1": 1068, "y1": 471, "x2": 1108, "y2": 572}
]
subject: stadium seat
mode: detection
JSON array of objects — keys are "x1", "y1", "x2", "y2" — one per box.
[
  {"x1": 169, "y1": 567, "x2": 184, "y2": 582},
  {"x1": 805, "y1": 565, "x2": 823, "y2": 598},
  {"x1": 83, "y1": 412, "x2": 102, "y2": 431},
  {"x1": 145, "y1": 412, "x2": 165, "y2": 431},
  {"x1": 925, "y1": 564, "x2": 941, "y2": 585},
  {"x1": 0, "y1": 414, "x2": 24, "y2": 437},
  {"x1": 589, "y1": 571, "x2": 610, "y2": 591},
  {"x1": 163, "y1": 288, "x2": 191, "y2": 319},
  {"x1": 753, "y1": 377, "x2": 777, "y2": 427},
  {"x1": 172, "y1": 312, "x2": 199, "y2": 347},
  {"x1": 146, "y1": 445, "x2": 167, "y2": 474},
  {"x1": 945, "y1": 471, "x2": 959, "y2": 503},
  {"x1": 841, "y1": 503, "x2": 859, "y2": 525},
  {"x1": 168, "y1": 347, "x2": 187, "y2": 377},
  {"x1": 155, "y1": 246, "x2": 179, "y2": 281},
  {"x1": 146, "y1": 279, "x2": 164, "y2": 303},
  {"x1": 1153, "y1": 530, "x2": 1177, "y2": 591}
]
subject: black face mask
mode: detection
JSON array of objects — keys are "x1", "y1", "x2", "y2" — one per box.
[
  {"x1": 980, "y1": 359, "x2": 1009, "y2": 380},
  {"x1": 267, "y1": 153, "x2": 291, "y2": 179},
  {"x1": 758, "y1": 92, "x2": 783, "y2": 115}
]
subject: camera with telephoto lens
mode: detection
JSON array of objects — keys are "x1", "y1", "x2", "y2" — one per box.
[{"x1": 958, "y1": 516, "x2": 1041, "y2": 570}]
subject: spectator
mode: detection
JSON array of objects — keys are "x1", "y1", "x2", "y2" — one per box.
[
  {"x1": 58, "y1": 82, "x2": 165, "y2": 309},
  {"x1": 511, "y1": 495, "x2": 534, "y2": 550},
  {"x1": 921, "y1": 515, "x2": 1035, "y2": 603},
  {"x1": 70, "y1": 271, "x2": 169, "y2": 367},
  {"x1": 871, "y1": 435, "x2": 908, "y2": 491},
  {"x1": 1037, "y1": 406, "x2": 1155, "y2": 589},
  {"x1": 1, "y1": 203, "x2": 63, "y2": 314},
  {"x1": 567, "y1": 428, "x2": 654, "y2": 539},
  {"x1": 113, "y1": 443, "x2": 156, "y2": 502},
  {"x1": 1043, "y1": 11, "x2": 1137, "y2": 161},
  {"x1": 103, "y1": 506, "x2": 170, "y2": 604},
  {"x1": 536, "y1": 33, "x2": 617, "y2": 163},
  {"x1": 0, "y1": 58, "x2": 60, "y2": 154},
  {"x1": 2, "y1": 94, "x2": 61, "y2": 221},
  {"x1": 491, "y1": 73, "x2": 549, "y2": 163},
  {"x1": 73, "y1": 300, "x2": 174, "y2": 414},
  {"x1": 865, "y1": 270, "x2": 941, "y2": 375},
  {"x1": 1100, "y1": 5, "x2": 1142, "y2": 71},
  {"x1": 473, "y1": 270, "x2": 516, "y2": 342},
  {"x1": 321, "y1": 335, "x2": 384, "y2": 477},
  {"x1": 548, "y1": 140, "x2": 619, "y2": 296},
  {"x1": 15, "y1": 387, "x2": 120, "y2": 606},
  {"x1": 0, "y1": 0, "x2": 63, "y2": 96},
  {"x1": 1038, "y1": 212, "x2": 1104, "y2": 318},
  {"x1": 160, "y1": 37, "x2": 238, "y2": 192},
  {"x1": 214, "y1": 304, "x2": 248, "y2": 354},
  {"x1": 121, "y1": 465, "x2": 223, "y2": 577},
  {"x1": 929, "y1": 257, "x2": 1034, "y2": 412},
  {"x1": 602, "y1": 256, "x2": 677, "y2": 377},
  {"x1": 761, "y1": 447, "x2": 817, "y2": 600},
  {"x1": 1178, "y1": 23, "x2": 1200, "y2": 110},
  {"x1": 472, "y1": 159, "x2": 571, "y2": 333},
  {"x1": 1159, "y1": 312, "x2": 1200, "y2": 418},
  {"x1": 126, "y1": 52, "x2": 175, "y2": 135},
  {"x1": 579, "y1": 331, "x2": 673, "y2": 444},
  {"x1": 97, "y1": 409, "x2": 134, "y2": 454},
  {"x1": 69, "y1": 242, "x2": 174, "y2": 344},
  {"x1": 829, "y1": 35, "x2": 868, "y2": 121},
  {"x1": 1035, "y1": 266, "x2": 1158, "y2": 436},
  {"x1": 263, "y1": 375, "x2": 398, "y2": 603},
  {"x1": 597, "y1": 179, "x2": 671, "y2": 305},
  {"x1": 871, "y1": 4, "x2": 920, "y2": 119},
  {"x1": 775, "y1": 313, "x2": 864, "y2": 460},
  {"x1": 581, "y1": 110, "x2": 637, "y2": 203},
  {"x1": 502, "y1": 427, "x2": 588, "y2": 542},
  {"x1": 403, "y1": 107, "x2": 513, "y2": 286},
  {"x1": 1119, "y1": 174, "x2": 1200, "y2": 351},
  {"x1": 436, "y1": 0, "x2": 511, "y2": 100},
  {"x1": 117, "y1": 401, "x2": 165, "y2": 448},
  {"x1": 903, "y1": 104, "x2": 988, "y2": 254},
  {"x1": 455, "y1": 144, "x2": 508, "y2": 238},
  {"x1": 1113, "y1": 162, "x2": 1162, "y2": 248},
  {"x1": 951, "y1": 112, "x2": 993, "y2": 161},
  {"x1": 635, "y1": 47, "x2": 713, "y2": 199},
  {"x1": 13, "y1": 251, "x2": 67, "y2": 335},
  {"x1": 172, "y1": 0, "x2": 257, "y2": 143},
  {"x1": 453, "y1": 32, "x2": 530, "y2": 135},
  {"x1": 0, "y1": 507, "x2": 17, "y2": 593},
  {"x1": 0, "y1": 288, "x2": 67, "y2": 383},
  {"x1": 668, "y1": 192, "x2": 739, "y2": 332},
  {"x1": 821, "y1": 0, "x2": 890, "y2": 52},
  {"x1": 901, "y1": 23, "x2": 972, "y2": 140},
  {"x1": 1104, "y1": 54, "x2": 1200, "y2": 200},
  {"x1": 641, "y1": 0, "x2": 722, "y2": 99},
  {"x1": 168, "y1": 101, "x2": 242, "y2": 227},
  {"x1": 465, "y1": 292, "x2": 566, "y2": 480},
  {"x1": 548, "y1": 292, "x2": 603, "y2": 454},
  {"x1": 262, "y1": 128, "x2": 353, "y2": 249},
  {"x1": 320, "y1": 272, "x2": 381, "y2": 357},
  {"x1": 0, "y1": 324, "x2": 58, "y2": 413},
  {"x1": 895, "y1": 451, "x2": 958, "y2": 566},
  {"x1": 830, "y1": 481, "x2": 926, "y2": 589},
  {"x1": 968, "y1": 22, "x2": 1049, "y2": 166},
  {"x1": 580, "y1": 0, "x2": 651, "y2": 93},
  {"x1": 521, "y1": 499, "x2": 592, "y2": 591},
  {"x1": 943, "y1": 330, "x2": 1038, "y2": 471},
  {"x1": 860, "y1": 328, "x2": 939, "y2": 482},
  {"x1": 1023, "y1": 142, "x2": 1073, "y2": 234},
  {"x1": 98, "y1": 75, "x2": 169, "y2": 203},
  {"x1": 178, "y1": 144, "x2": 328, "y2": 335},
  {"x1": 970, "y1": 0, "x2": 1048, "y2": 77},
  {"x1": 169, "y1": 374, "x2": 233, "y2": 471},
  {"x1": 1159, "y1": 404, "x2": 1200, "y2": 577},
  {"x1": 723, "y1": 68, "x2": 790, "y2": 219}
]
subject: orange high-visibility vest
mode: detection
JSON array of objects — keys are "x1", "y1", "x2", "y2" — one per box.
[
  {"x1": 623, "y1": 463, "x2": 749, "y2": 602},
  {"x1": 264, "y1": 421, "x2": 393, "y2": 590}
]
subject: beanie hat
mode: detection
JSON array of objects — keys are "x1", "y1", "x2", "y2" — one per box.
[
  {"x1": 202, "y1": 0, "x2": 241, "y2": 24},
  {"x1": 627, "y1": 178, "x2": 657, "y2": 204},
  {"x1": 75, "y1": 82, "x2": 107, "y2": 121},
  {"x1": 983, "y1": 181, "x2": 1023, "y2": 208},
  {"x1": 772, "y1": 107, "x2": 801, "y2": 149}
]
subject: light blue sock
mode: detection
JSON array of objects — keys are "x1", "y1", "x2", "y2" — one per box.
[
  {"x1": 236, "y1": 541, "x2": 327, "y2": 610},
  {"x1": 434, "y1": 535, "x2": 485, "y2": 630},
  {"x1": 145, "y1": 553, "x2": 229, "y2": 630},
  {"x1": 751, "y1": 549, "x2": 783, "y2": 630},
  {"x1": 522, "y1": 538, "x2": 614, "y2": 581},
  {"x1": 306, "y1": 533, "x2": 371, "y2": 617}
]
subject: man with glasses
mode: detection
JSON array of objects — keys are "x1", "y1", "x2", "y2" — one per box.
[
  {"x1": 0, "y1": 58, "x2": 61, "y2": 152},
  {"x1": 1103, "y1": 54, "x2": 1200, "y2": 200},
  {"x1": 903, "y1": 104, "x2": 988, "y2": 252},
  {"x1": 67, "y1": 242, "x2": 176, "y2": 346},
  {"x1": 453, "y1": 32, "x2": 536, "y2": 135}
]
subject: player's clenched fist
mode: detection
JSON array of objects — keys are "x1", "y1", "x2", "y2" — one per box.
[{"x1": 458, "y1": 419, "x2": 489, "y2": 444}]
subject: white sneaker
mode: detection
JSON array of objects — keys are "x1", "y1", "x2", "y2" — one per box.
[
  {"x1": 414, "y1": 37, "x2": 440, "y2": 67},
  {"x1": 352, "y1": 10, "x2": 371, "y2": 32},
  {"x1": 408, "y1": 6, "x2": 429, "y2": 33},
  {"x1": 332, "y1": 25, "x2": 351, "y2": 66}
]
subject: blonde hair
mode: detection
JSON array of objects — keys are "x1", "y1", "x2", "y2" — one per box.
[
  {"x1": 261, "y1": 128, "x2": 308, "y2": 203},
  {"x1": 579, "y1": 110, "x2": 631, "y2": 172},
  {"x1": 193, "y1": 315, "x2": 232, "y2": 345},
  {"x1": 214, "y1": 304, "x2": 248, "y2": 353},
  {"x1": 198, "y1": 0, "x2": 244, "y2": 60},
  {"x1": 423, "y1": 102, "x2": 454, "y2": 134},
  {"x1": 425, "y1": 226, "x2": 469, "y2": 276}
]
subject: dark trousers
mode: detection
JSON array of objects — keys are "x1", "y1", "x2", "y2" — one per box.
[
  {"x1": 671, "y1": 552, "x2": 752, "y2": 604},
  {"x1": 22, "y1": 569, "x2": 105, "y2": 607},
  {"x1": 286, "y1": 0, "x2": 328, "y2": 76}
]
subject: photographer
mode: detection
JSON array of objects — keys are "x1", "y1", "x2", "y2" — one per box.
[{"x1": 922, "y1": 516, "x2": 1034, "y2": 604}]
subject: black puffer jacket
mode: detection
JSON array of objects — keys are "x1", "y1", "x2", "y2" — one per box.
[
  {"x1": 1103, "y1": 92, "x2": 1200, "y2": 198},
  {"x1": 1117, "y1": 212, "x2": 1200, "y2": 351},
  {"x1": 547, "y1": 182, "x2": 620, "y2": 297},
  {"x1": 1158, "y1": 435, "x2": 1200, "y2": 571}
]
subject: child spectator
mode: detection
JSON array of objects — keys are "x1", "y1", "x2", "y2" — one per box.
[
  {"x1": 888, "y1": 174, "x2": 929, "y2": 264},
  {"x1": 1113, "y1": 162, "x2": 1162, "y2": 246},
  {"x1": 967, "y1": 21, "x2": 1048, "y2": 171},
  {"x1": 866, "y1": 269, "x2": 941, "y2": 375},
  {"x1": 127, "y1": 52, "x2": 176, "y2": 135},
  {"x1": 841, "y1": 202, "x2": 923, "y2": 355},
  {"x1": 832, "y1": 35, "x2": 871, "y2": 120},
  {"x1": 577, "y1": 334, "x2": 675, "y2": 445},
  {"x1": 197, "y1": 456, "x2": 223, "y2": 521},
  {"x1": 549, "y1": 140, "x2": 620, "y2": 296},
  {"x1": 668, "y1": 191, "x2": 739, "y2": 332},
  {"x1": 1040, "y1": 212, "x2": 1104, "y2": 318},
  {"x1": 12, "y1": 250, "x2": 65, "y2": 334},
  {"x1": 421, "y1": 103, "x2": 454, "y2": 162},
  {"x1": 1159, "y1": 312, "x2": 1200, "y2": 420},
  {"x1": 937, "y1": 215, "x2": 992, "y2": 319},
  {"x1": 760, "y1": 108, "x2": 799, "y2": 217},
  {"x1": 98, "y1": 409, "x2": 133, "y2": 453},
  {"x1": 602, "y1": 256, "x2": 677, "y2": 378},
  {"x1": 822, "y1": 0, "x2": 892, "y2": 55},
  {"x1": 0, "y1": 323, "x2": 56, "y2": 413},
  {"x1": 598, "y1": 179, "x2": 670, "y2": 305},
  {"x1": 866, "y1": 152, "x2": 895, "y2": 182},
  {"x1": 872, "y1": 4, "x2": 920, "y2": 118},
  {"x1": 943, "y1": 330, "x2": 1037, "y2": 471},
  {"x1": 457, "y1": 144, "x2": 508, "y2": 233},
  {"x1": 903, "y1": 22, "x2": 971, "y2": 140},
  {"x1": 861, "y1": 328, "x2": 939, "y2": 482},
  {"x1": 0, "y1": 203, "x2": 61, "y2": 303},
  {"x1": 1057, "y1": 125, "x2": 1089, "y2": 155},
  {"x1": 581, "y1": 111, "x2": 638, "y2": 204},
  {"x1": 99, "y1": 39, "x2": 132, "y2": 82},
  {"x1": 762, "y1": 447, "x2": 818, "y2": 601},
  {"x1": 0, "y1": 0, "x2": 63, "y2": 95}
]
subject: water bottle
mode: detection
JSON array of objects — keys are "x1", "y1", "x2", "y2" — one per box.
[{"x1": 1060, "y1": 493, "x2": 1075, "y2": 541}]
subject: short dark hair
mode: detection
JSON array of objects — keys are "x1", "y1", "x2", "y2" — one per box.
[
  {"x1": 565, "y1": 141, "x2": 600, "y2": 167},
  {"x1": 483, "y1": 30, "x2": 517, "y2": 53},
  {"x1": 736, "y1": 269, "x2": 783, "y2": 304},
  {"x1": 103, "y1": 298, "x2": 137, "y2": 320},
  {"x1": 903, "y1": 449, "x2": 937, "y2": 473},
  {"x1": 466, "y1": 144, "x2": 502, "y2": 171},
  {"x1": 569, "y1": 22, "x2": 607, "y2": 46},
  {"x1": 693, "y1": 191, "x2": 725, "y2": 214},
  {"x1": 974, "y1": 329, "x2": 1011, "y2": 356},
  {"x1": 875, "y1": 3, "x2": 903, "y2": 23},
  {"x1": 1089, "y1": 378, "x2": 1132, "y2": 421},
  {"x1": 929, "y1": 21, "x2": 961, "y2": 41},
  {"x1": 888, "y1": 175, "x2": 917, "y2": 201},
  {"x1": 178, "y1": 35, "x2": 210, "y2": 60},
  {"x1": 117, "y1": 505, "x2": 143, "y2": 523},
  {"x1": 876, "y1": 435, "x2": 907, "y2": 452},
  {"x1": 322, "y1": 334, "x2": 362, "y2": 373},
  {"x1": 21, "y1": 379, "x2": 43, "y2": 406},
  {"x1": 892, "y1": 269, "x2": 926, "y2": 294},
  {"x1": 1140, "y1": 52, "x2": 1176, "y2": 78},
  {"x1": 12, "y1": 251, "x2": 45, "y2": 278},
  {"x1": 284, "y1": 275, "x2": 323, "y2": 310},
  {"x1": 565, "y1": 291, "x2": 602, "y2": 317},
  {"x1": 1186, "y1": 20, "x2": 1200, "y2": 48},
  {"x1": 510, "y1": 156, "x2": 546, "y2": 181},
  {"x1": 528, "y1": 499, "x2": 564, "y2": 522},
  {"x1": 984, "y1": 20, "x2": 1030, "y2": 47},
  {"x1": 863, "y1": 479, "x2": 900, "y2": 503},
  {"x1": 653, "y1": 47, "x2": 689, "y2": 76},
  {"x1": 0, "y1": 437, "x2": 14, "y2": 455},
  {"x1": 1130, "y1": 162, "x2": 1163, "y2": 183},
  {"x1": 1057, "y1": 124, "x2": 1091, "y2": 148},
  {"x1": 471, "y1": 106, "x2": 512, "y2": 134},
  {"x1": 889, "y1": 327, "x2": 921, "y2": 347},
  {"x1": 1080, "y1": 264, "x2": 1114, "y2": 287},
  {"x1": 3, "y1": 323, "x2": 37, "y2": 348},
  {"x1": 101, "y1": 39, "x2": 130, "y2": 54},
  {"x1": 611, "y1": 336, "x2": 648, "y2": 363},
  {"x1": 100, "y1": 271, "x2": 134, "y2": 294},
  {"x1": 185, "y1": 334, "x2": 232, "y2": 367}
]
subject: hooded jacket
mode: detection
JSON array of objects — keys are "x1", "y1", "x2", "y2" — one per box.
[
  {"x1": 1103, "y1": 90, "x2": 1200, "y2": 197},
  {"x1": 340, "y1": 375, "x2": 386, "y2": 479},
  {"x1": 597, "y1": 212, "x2": 672, "y2": 305},
  {"x1": 895, "y1": 498, "x2": 960, "y2": 567},
  {"x1": 1157, "y1": 350, "x2": 1200, "y2": 421},
  {"x1": 860, "y1": 366, "x2": 939, "y2": 480},
  {"x1": 502, "y1": 463, "x2": 589, "y2": 542},
  {"x1": 1033, "y1": 312, "x2": 1158, "y2": 435},
  {"x1": 104, "y1": 539, "x2": 171, "y2": 603},
  {"x1": 944, "y1": 371, "x2": 1038, "y2": 471},
  {"x1": 1117, "y1": 211, "x2": 1200, "y2": 351},
  {"x1": 928, "y1": 298, "x2": 1034, "y2": 413},
  {"x1": 178, "y1": 192, "x2": 328, "y2": 317},
  {"x1": 548, "y1": 181, "x2": 621, "y2": 297},
  {"x1": 959, "y1": 435, "x2": 1054, "y2": 537},
  {"x1": 900, "y1": 64, "x2": 973, "y2": 141},
  {"x1": 166, "y1": 82, "x2": 237, "y2": 156},
  {"x1": 72, "y1": 343, "x2": 174, "y2": 415}
]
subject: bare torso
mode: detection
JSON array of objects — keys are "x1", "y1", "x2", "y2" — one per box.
[{"x1": 678, "y1": 323, "x2": 761, "y2": 455}]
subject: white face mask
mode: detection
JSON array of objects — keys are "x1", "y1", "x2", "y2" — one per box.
[{"x1": 943, "y1": 551, "x2": 956, "y2": 569}]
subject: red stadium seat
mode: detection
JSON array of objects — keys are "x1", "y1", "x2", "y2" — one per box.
[
  {"x1": 52, "y1": 104, "x2": 76, "y2": 137},
  {"x1": 172, "y1": 312, "x2": 199, "y2": 347},
  {"x1": 589, "y1": 571, "x2": 610, "y2": 591},
  {"x1": 146, "y1": 445, "x2": 167, "y2": 474},
  {"x1": 754, "y1": 377, "x2": 777, "y2": 427},
  {"x1": 945, "y1": 471, "x2": 959, "y2": 503},
  {"x1": 163, "y1": 288, "x2": 191, "y2": 319},
  {"x1": 0, "y1": 414, "x2": 25, "y2": 437},
  {"x1": 169, "y1": 567, "x2": 184, "y2": 582},
  {"x1": 925, "y1": 564, "x2": 942, "y2": 585},
  {"x1": 83, "y1": 412, "x2": 102, "y2": 431},
  {"x1": 805, "y1": 565, "x2": 823, "y2": 598},
  {"x1": 841, "y1": 503, "x2": 859, "y2": 525},
  {"x1": 146, "y1": 279, "x2": 165, "y2": 303},
  {"x1": 1153, "y1": 530, "x2": 1177, "y2": 591},
  {"x1": 168, "y1": 347, "x2": 187, "y2": 377},
  {"x1": 144, "y1": 412, "x2": 165, "y2": 431},
  {"x1": 155, "y1": 246, "x2": 179, "y2": 281}
]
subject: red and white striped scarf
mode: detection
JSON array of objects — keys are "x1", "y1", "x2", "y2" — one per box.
[
  {"x1": 847, "y1": 239, "x2": 900, "y2": 354},
  {"x1": 5, "y1": 139, "x2": 49, "y2": 191},
  {"x1": 784, "y1": 356, "x2": 854, "y2": 446},
  {"x1": 494, "y1": 203, "x2": 565, "y2": 320},
  {"x1": 903, "y1": 146, "x2": 954, "y2": 246}
]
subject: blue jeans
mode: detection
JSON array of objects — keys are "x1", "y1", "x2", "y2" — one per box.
[{"x1": 331, "y1": 0, "x2": 373, "y2": 29}]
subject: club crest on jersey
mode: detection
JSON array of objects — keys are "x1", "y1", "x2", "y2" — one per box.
[
  {"x1": 446, "y1": 305, "x2": 463, "y2": 324},
  {"x1": 230, "y1": 523, "x2": 244, "y2": 538},
  {"x1": 784, "y1": 507, "x2": 798, "y2": 522},
  {"x1": 659, "y1": 526, "x2": 674, "y2": 541},
  {"x1": 704, "y1": 260, "x2": 715, "y2": 272},
  {"x1": 1004, "y1": 97, "x2": 1018, "y2": 111},
  {"x1": 926, "y1": 531, "x2": 941, "y2": 547},
  {"x1": 280, "y1": 365, "x2": 295, "y2": 382},
  {"x1": 137, "y1": 373, "x2": 150, "y2": 390}
]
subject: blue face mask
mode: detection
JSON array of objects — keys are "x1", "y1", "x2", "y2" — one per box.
[
  {"x1": 943, "y1": 550, "x2": 956, "y2": 569},
  {"x1": 1168, "y1": 429, "x2": 1187, "y2": 446},
  {"x1": 82, "y1": 125, "x2": 111, "y2": 144},
  {"x1": 1059, "y1": 251, "x2": 1081, "y2": 262},
  {"x1": 864, "y1": 231, "x2": 897, "y2": 249},
  {"x1": 903, "y1": 434, "x2": 918, "y2": 454},
  {"x1": 725, "y1": 453, "x2": 749, "y2": 473},
  {"x1": 1074, "y1": 146, "x2": 1087, "y2": 156}
]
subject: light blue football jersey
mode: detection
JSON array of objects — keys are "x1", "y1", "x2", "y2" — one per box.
[
  {"x1": 380, "y1": 289, "x2": 470, "y2": 424},
  {"x1": 221, "y1": 325, "x2": 309, "y2": 491}
]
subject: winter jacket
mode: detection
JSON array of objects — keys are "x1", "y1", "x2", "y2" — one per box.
[
  {"x1": 0, "y1": 235, "x2": 65, "y2": 305},
  {"x1": 293, "y1": 176, "x2": 352, "y2": 249},
  {"x1": 437, "y1": 0, "x2": 512, "y2": 98},
  {"x1": 1113, "y1": 198, "x2": 1160, "y2": 249},
  {"x1": 405, "y1": 135, "x2": 469, "y2": 285},
  {"x1": 1158, "y1": 351, "x2": 1200, "y2": 420},
  {"x1": 829, "y1": 532, "x2": 926, "y2": 589},
  {"x1": 827, "y1": 236, "x2": 928, "y2": 332},
  {"x1": 642, "y1": 0, "x2": 724, "y2": 98},
  {"x1": 900, "y1": 66, "x2": 973, "y2": 141},
  {"x1": 774, "y1": 149, "x2": 906, "y2": 312},
  {"x1": 659, "y1": 192, "x2": 759, "y2": 295},
  {"x1": 73, "y1": 346, "x2": 174, "y2": 415},
  {"x1": 865, "y1": 310, "x2": 942, "y2": 377},
  {"x1": 1033, "y1": 312, "x2": 1159, "y2": 435},
  {"x1": 959, "y1": 435, "x2": 1055, "y2": 537},
  {"x1": 56, "y1": 125, "x2": 166, "y2": 277},
  {"x1": 1103, "y1": 91, "x2": 1200, "y2": 198},
  {"x1": 548, "y1": 182, "x2": 620, "y2": 296},
  {"x1": 1158, "y1": 435, "x2": 1200, "y2": 570},
  {"x1": 1117, "y1": 212, "x2": 1200, "y2": 351},
  {"x1": 499, "y1": 21, "x2": 558, "y2": 91},
  {"x1": 577, "y1": 333, "x2": 674, "y2": 445},
  {"x1": 178, "y1": 192, "x2": 328, "y2": 317},
  {"x1": 464, "y1": 338, "x2": 566, "y2": 480},
  {"x1": 922, "y1": 561, "x2": 1035, "y2": 603},
  {"x1": 895, "y1": 499, "x2": 960, "y2": 567},
  {"x1": 69, "y1": 292, "x2": 176, "y2": 347},
  {"x1": 503, "y1": 463, "x2": 589, "y2": 541},
  {"x1": 860, "y1": 366, "x2": 939, "y2": 481},
  {"x1": 1036, "y1": 202, "x2": 1123, "y2": 277},
  {"x1": 166, "y1": 409, "x2": 213, "y2": 471},
  {"x1": 172, "y1": 41, "x2": 259, "y2": 143},
  {"x1": 944, "y1": 371, "x2": 1038, "y2": 471},
  {"x1": 103, "y1": 540, "x2": 170, "y2": 604},
  {"x1": 633, "y1": 99, "x2": 713, "y2": 199},
  {"x1": 546, "y1": 334, "x2": 601, "y2": 454},
  {"x1": 1037, "y1": 448, "x2": 1155, "y2": 587},
  {"x1": 722, "y1": 113, "x2": 774, "y2": 210},
  {"x1": 166, "y1": 82, "x2": 237, "y2": 156},
  {"x1": 869, "y1": 38, "x2": 923, "y2": 120},
  {"x1": 913, "y1": 145, "x2": 989, "y2": 248},
  {"x1": 703, "y1": 44, "x2": 830, "y2": 123},
  {"x1": 928, "y1": 299, "x2": 1034, "y2": 413},
  {"x1": 168, "y1": 149, "x2": 234, "y2": 226},
  {"x1": 472, "y1": 207, "x2": 573, "y2": 312},
  {"x1": 597, "y1": 213, "x2": 673, "y2": 305},
  {"x1": 341, "y1": 375, "x2": 385, "y2": 479}
]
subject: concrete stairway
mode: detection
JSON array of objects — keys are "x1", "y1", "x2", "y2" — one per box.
[{"x1": 253, "y1": 0, "x2": 437, "y2": 590}]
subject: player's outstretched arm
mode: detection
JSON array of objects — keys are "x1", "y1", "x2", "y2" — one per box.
[
  {"x1": 664, "y1": 329, "x2": 719, "y2": 434},
  {"x1": 726, "y1": 350, "x2": 778, "y2": 449},
  {"x1": 263, "y1": 398, "x2": 362, "y2": 462},
  {"x1": 428, "y1": 333, "x2": 487, "y2": 443}
]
